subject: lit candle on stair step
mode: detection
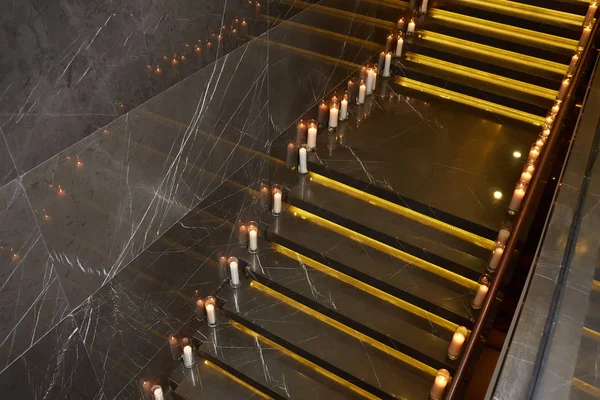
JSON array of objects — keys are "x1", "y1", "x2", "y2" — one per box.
[
  {"x1": 328, "y1": 102, "x2": 339, "y2": 132},
  {"x1": 395, "y1": 35, "x2": 404, "y2": 57},
  {"x1": 447, "y1": 327, "x2": 468, "y2": 360},
  {"x1": 585, "y1": 1, "x2": 597, "y2": 25},
  {"x1": 529, "y1": 145, "x2": 541, "y2": 163},
  {"x1": 205, "y1": 297, "x2": 217, "y2": 326},
  {"x1": 296, "y1": 119, "x2": 307, "y2": 145},
  {"x1": 567, "y1": 53, "x2": 579, "y2": 76},
  {"x1": 153, "y1": 385, "x2": 165, "y2": 400},
  {"x1": 340, "y1": 94, "x2": 348, "y2": 121},
  {"x1": 307, "y1": 119, "x2": 318, "y2": 149},
  {"x1": 520, "y1": 170, "x2": 532, "y2": 185},
  {"x1": 497, "y1": 225, "x2": 511, "y2": 246},
  {"x1": 317, "y1": 100, "x2": 328, "y2": 127},
  {"x1": 383, "y1": 52, "x2": 392, "y2": 77},
  {"x1": 472, "y1": 277, "x2": 490, "y2": 309},
  {"x1": 430, "y1": 369, "x2": 450, "y2": 400},
  {"x1": 169, "y1": 336, "x2": 180, "y2": 360},
  {"x1": 357, "y1": 80, "x2": 366, "y2": 104},
  {"x1": 407, "y1": 18, "x2": 416, "y2": 35},
  {"x1": 286, "y1": 143, "x2": 297, "y2": 169},
  {"x1": 248, "y1": 222, "x2": 258, "y2": 253},
  {"x1": 272, "y1": 185, "x2": 282, "y2": 216},
  {"x1": 385, "y1": 34, "x2": 394, "y2": 53},
  {"x1": 509, "y1": 182, "x2": 526, "y2": 214},
  {"x1": 420, "y1": 0, "x2": 429, "y2": 14},
  {"x1": 240, "y1": 18, "x2": 248, "y2": 37},
  {"x1": 299, "y1": 146, "x2": 308, "y2": 174},
  {"x1": 228, "y1": 256, "x2": 241, "y2": 287},
  {"x1": 579, "y1": 24, "x2": 592, "y2": 48},
  {"x1": 397, "y1": 17, "x2": 405, "y2": 30},
  {"x1": 366, "y1": 68, "x2": 375, "y2": 95},
  {"x1": 551, "y1": 102, "x2": 561, "y2": 115},
  {"x1": 557, "y1": 78, "x2": 569, "y2": 101},
  {"x1": 183, "y1": 345, "x2": 195, "y2": 368},
  {"x1": 488, "y1": 242, "x2": 504, "y2": 272},
  {"x1": 347, "y1": 80, "x2": 356, "y2": 103},
  {"x1": 378, "y1": 52, "x2": 386, "y2": 74}
]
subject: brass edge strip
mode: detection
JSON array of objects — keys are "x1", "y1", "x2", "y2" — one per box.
[
  {"x1": 573, "y1": 377, "x2": 600, "y2": 398},
  {"x1": 583, "y1": 326, "x2": 600, "y2": 342},
  {"x1": 249, "y1": 280, "x2": 440, "y2": 377},
  {"x1": 395, "y1": 76, "x2": 547, "y2": 126},
  {"x1": 308, "y1": 172, "x2": 495, "y2": 250},
  {"x1": 288, "y1": 205, "x2": 479, "y2": 289},
  {"x1": 204, "y1": 360, "x2": 274, "y2": 399}
]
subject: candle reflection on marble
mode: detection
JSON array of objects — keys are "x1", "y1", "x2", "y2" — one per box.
[
  {"x1": 299, "y1": 146, "x2": 308, "y2": 174},
  {"x1": 317, "y1": 100, "x2": 328, "y2": 127},
  {"x1": 430, "y1": 369, "x2": 450, "y2": 400},
  {"x1": 248, "y1": 222, "x2": 258, "y2": 253},
  {"x1": 307, "y1": 119, "x2": 318, "y2": 149}
]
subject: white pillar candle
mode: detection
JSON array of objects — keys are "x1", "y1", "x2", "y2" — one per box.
[
  {"x1": 498, "y1": 228, "x2": 510, "y2": 246},
  {"x1": 407, "y1": 19, "x2": 416, "y2": 35},
  {"x1": 385, "y1": 34, "x2": 393, "y2": 53},
  {"x1": 340, "y1": 98, "x2": 348, "y2": 120},
  {"x1": 509, "y1": 186, "x2": 526, "y2": 212},
  {"x1": 372, "y1": 68, "x2": 377, "y2": 90},
  {"x1": 183, "y1": 345, "x2": 195, "y2": 368},
  {"x1": 307, "y1": 125, "x2": 317, "y2": 149},
  {"x1": 447, "y1": 331, "x2": 466, "y2": 360},
  {"x1": 430, "y1": 370, "x2": 449, "y2": 400},
  {"x1": 395, "y1": 36, "x2": 404, "y2": 57},
  {"x1": 248, "y1": 229, "x2": 258, "y2": 252},
  {"x1": 488, "y1": 246, "x2": 504, "y2": 271},
  {"x1": 383, "y1": 53, "x2": 392, "y2": 77},
  {"x1": 205, "y1": 303, "x2": 217, "y2": 326},
  {"x1": 529, "y1": 146, "x2": 540, "y2": 162},
  {"x1": 153, "y1": 386, "x2": 165, "y2": 400},
  {"x1": 365, "y1": 69, "x2": 374, "y2": 95},
  {"x1": 521, "y1": 169, "x2": 533, "y2": 183},
  {"x1": 579, "y1": 25, "x2": 591, "y2": 48},
  {"x1": 557, "y1": 79, "x2": 569, "y2": 101},
  {"x1": 229, "y1": 259, "x2": 240, "y2": 286},
  {"x1": 358, "y1": 82, "x2": 366, "y2": 104},
  {"x1": 567, "y1": 54, "x2": 579, "y2": 76},
  {"x1": 273, "y1": 191, "x2": 282, "y2": 215},
  {"x1": 472, "y1": 283, "x2": 488, "y2": 309},
  {"x1": 551, "y1": 102, "x2": 561, "y2": 115},
  {"x1": 299, "y1": 147, "x2": 308, "y2": 174},
  {"x1": 328, "y1": 104, "x2": 339, "y2": 129},
  {"x1": 420, "y1": 0, "x2": 429, "y2": 13},
  {"x1": 585, "y1": 2, "x2": 597, "y2": 25}
]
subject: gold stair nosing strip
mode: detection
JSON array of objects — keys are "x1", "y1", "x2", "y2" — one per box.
[
  {"x1": 454, "y1": 0, "x2": 584, "y2": 26},
  {"x1": 249, "y1": 280, "x2": 440, "y2": 378},
  {"x1": 573, "y1": 377, "x2": 600, "y2": 398},
  {"x1": 429, "y1": 9, "x2": 579, "y2": 51},
  {"x1": 583, "y1": 326, "x2": 600, "y2": 342},
  {"x1": 593, "y1": 279, "x2": 600, "y2": 291},
  {"x1": 363, "y1": 0, "x2": 408, "y2": 9},
  {"x1": 404, "y1": 52, "x2": 557, "y2": 99},
  {"x1": 396, "y1": 76, "x2": 547, "y2": 126},
  {"x1": 309, "y1": 172, "x2": 495, "y2": 250},
  {"x1": 273, "y1": 243, "x2": 461, "y2": 333},
  {"x1": 231, "y1": 321, "x2": 381, "y2": 400},
  {"x1": 419, "y1": 30, "x2": 568, "y2": 75},
  {"x1": 288, "y1": 205, "x2": 479, "y2": 290},
  {"x1": 203, "y1": 360, "x2": 274, "y2": 400}
]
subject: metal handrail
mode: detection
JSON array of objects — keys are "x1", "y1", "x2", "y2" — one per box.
[{"x1": 444, "y1": 21, "x2": 600, "y2": 400}]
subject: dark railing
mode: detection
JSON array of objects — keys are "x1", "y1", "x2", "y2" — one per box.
[{"x1": 445, "y1": 20, "x2": 600, "y2": 400}]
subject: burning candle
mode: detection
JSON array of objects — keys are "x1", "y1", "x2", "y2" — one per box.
[
  {"x1": 383, "y1": 52, "x2": 392, "y2": 77},
  {"x1": 272, "y1": 185, "x2": 282, "y2": 215},
  {"x1": 153, "y1": 386, "x2": 165, "y2": 400},
  {"x1": 378, "y1": 52, "x2": 386, "y2": 74},
  {"x1": 286, "y1": 142, "x2": 298, "y2": 169},
  {"x1": 472, "y1": 282, "x2": 489, "y2": 309},
  {"x1": 238, "y1": 222, "x2": 247, "y2": 246},
  {"x1": 347, "y1": 80, "x2": 355, "y2": 102},
  {"x1": 395, "y1": 35, "x2": 404, "y2": 57},
  {"x1": 488, "y1": 243, "x2": 504, "y2": 271},
  {"x1": 407, "y1": 19, "x2": 416, "y2": 35},
  {"x1": 536, "y1": 137, "x2": 546, "y2": 148},
  {"x1": 397, "y1": 17, "x2": 405, "y2": 30},
  {"x1": 509, "y1": 183, "x2": 526, "y2": 213},
  {"x1": 255, "y1": 2, "x2": 261, "y2": 18},
  {"x1": 420, "y1": 0, "x2": 429, "y2": 14},
  {"x1": 328, "y1": 103, "x2": 339, "y2": 131},
  {"x1": 366, "y1": 69, "x2": 375, "y2": 95},
  {"x1": 196, "y1": 298, "x2": 205, "y2": 319},
  {"x1": 551, "y1": 102, "x2": 561, "y2": 115},
  {"x1": 447, "y1": 327, "x2": 467, "y2": 360},
  {"x1": 248, "y1": 222, "x2": 258, "y2": 253},
  {"x1": 529, "y1": 146, "x2": 540, "y2": 163},
  {"x1": 358, "y1": 80, "x2": 366, "y2": 104},
  {"x1": 299, "y1": 147, "x2": 308, "y2": 174},
  {"x1": 430, "y1": 369, "x2": 450, "y2": 400},
  {"x1": 340, "y1": 95, "x2": 348, "y2": 120},
  {"x1": 545, "y1": 115, "x2": 554, "y2": 126},
  {"x1": 542, "y1": 127, "x2": 550, "y2": 137},
  {"x1": 567, "y1": 53, "x2": 579, "y2": 76},
  {"x1": 183, "y1": 345, "x2": 195, "y2": 368},
  {"x1": 317, "y1": 100, "x2": 328, "y2": 126},
  {"x1": 372, "y1": 67, "x2": 378, "y2": 90},
  {"x1": 169, "y1": 336, "x2": 180, "y2": 360},
  {"x1": 229, "y1": 256, "x2": 240, "y2": 287},
  {"x1": 259, "y1": 181, "x2": 269, "y2": 208},
  {"x1": 385, "y1": 34, "x2": 394, "y2": 52},
  {"x1": 296, "y1": 119, "x2": 307, "y2": 144},
  {"x1": 307, "y1": 120, "x2": 318, "y2": 149},
  {"x1": 579, "y1": 25, "x2": 591, "y2": 48},
  {"x1": 240, "y1": 19, "x2": 248, "y2": 37},
  {"x1": 498, "y1": 227, "x2": 510, "y2": 246},
  {"x1": 520, "y1": 171, "x2": 532, "y2": 184},
  {"x1": 524, "y1": 162, "x2": 535, "y2": 175},
  {"x1": 205, "y1": 303, "x2": 216, "y2": 326},
  {"x1": 585, "y1": 2, "x2": 597, "y2": 25},
  {"x1": 360, "y1": 66, "x2": 367, "y2": 80}
]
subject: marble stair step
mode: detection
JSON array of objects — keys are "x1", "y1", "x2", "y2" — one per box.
[
  {"x1": 218, "y1": 281, "x2": 436, "y2": 399},
  {"x1": 414, "y1": 29, "x2": 568, "y2": 81},
  {"x1": 584, "y1": 284, "x2": 600, "y2": 332},
  {"x1": 192, "y1": 309, "x2": 369, "y2": 400},
  {"x1": 267, "y1": 209, "x2": 478, "y2": 327},
  {"x1": 169, "y1": 355, "x2": 273, "y2": 400},
  {"x1": 574, "y1": 331, "x2": 600, "y2": 391},
  {"x1": 397, "y1": 57, "x2": 553, "y2": 115},
  {"x1": 422, "y1": 15, "x2": 576, "y2": 60},
  {"x1": 247, "y1": 243, "x2": 461, "y2": 371},
  {"x1": 288, "y1": 173, "x2": 491, "y2": 281}
]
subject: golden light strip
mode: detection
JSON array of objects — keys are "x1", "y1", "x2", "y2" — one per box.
[
  {"x1": 583, "y1": 326, "x2": 600, "y2": 342},
  {"x1": 429, "y1": 9, "x2": 578, "y2": 51},
  {"x1": 263, "y1": 16, "x2": 381, "y2": 51},
  {"x1": 573, "y1": 377, "x2": 600, "y2": 398},
  {"x1": 404, "y1": 52, "x2": 557, "y2": 99},
  {"x1": 249, "y1": 280, "x2": 439, "y2": 377},
  {"x1": 454, "y1": 0, "x2": 584, "y2": 26},
  {"x1": 593, "y1": 279, "x2": 600, "y2": 291},
  {"x1": 273, "y1": 243, "x2": 460, "y2": 333},
  {"x1": 363, "y1": 0, "x2": 408, "y2": 9},
  {"x1": 230, "y1": 321, "x2": 380, "y2": 399},
  {"x1": 418, "y1": 30, "x2": 568, "y2": 75},
  {"x1": 203, "y1": 360, "x2": 274, "y2": 400},
  {"x1": 395, "y1": 76, "x2": 547, "y2": 126},
  {"x1": 287, "y1": 205, "x2": 479, "y2": 289},
  {"x1": 309, "y1": 172, "x2": 495, "y2": 250}
]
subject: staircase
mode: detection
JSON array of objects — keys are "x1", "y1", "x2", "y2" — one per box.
[{"x1": 129, "y1": 0, "x2": 597, "y2": 398}]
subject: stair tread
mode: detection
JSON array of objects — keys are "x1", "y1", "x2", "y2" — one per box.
[
  {"x1": 219, "y1": 282, "x2": 435, "y2": 399},
  {"x1": 194, "y1": 309, "x2": 364, "y2": 399},
  {"x1": 574, "y1": 333, "x2": 600, "y2": 389},
  {"x1": 267, "y1": 210, "x2": 476, "y2": 326},
  {"x1": 248, "y1": 245, "x2": 458, "y2": 371},
  {"x1": 289, "y1": 177, "x2": 490, "y2": 279}
]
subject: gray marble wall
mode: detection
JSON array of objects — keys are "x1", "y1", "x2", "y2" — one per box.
[{"x1": 0, "y1": 0, "x2": 377, "y2": 397}]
